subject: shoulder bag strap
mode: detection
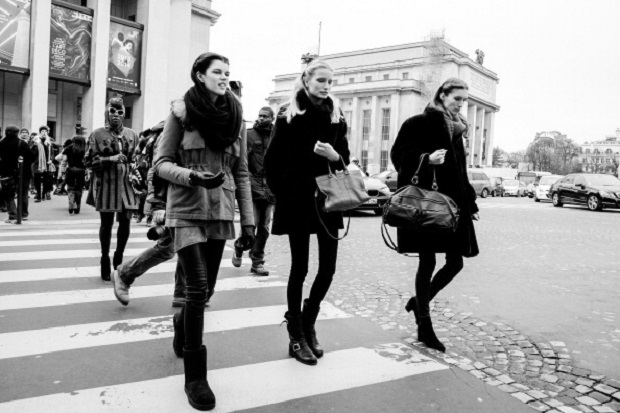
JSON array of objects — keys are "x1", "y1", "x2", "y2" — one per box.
[
  {"x1": 314, "y1": 189, "x2": 350, "y2": 241},
  {"x1": 411, "y1": 153, "x2": 438, "y2": 191}
]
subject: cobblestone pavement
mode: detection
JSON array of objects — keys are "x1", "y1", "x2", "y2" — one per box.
[{"x1": 261, "y1": 197, "x2": 620, "y2": 412}]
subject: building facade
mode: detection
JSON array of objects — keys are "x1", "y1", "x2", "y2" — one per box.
[
  {"x1": 0, "y1": 0, "x2": 219, "y2": 144},
  {"x1": 267, "y1": 40, "x2": 500, "y2": 174},
  {"x1": 580, "y1": 129, "x2": 620, "y2": 173}
]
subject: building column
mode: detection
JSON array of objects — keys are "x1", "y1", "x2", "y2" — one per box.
[
  {"x1": 367, "y1": 95, "x2": 379, "y2": 174},
  {"x1": 484, "y1": 111, "x2": 495, "y2": 166},
  {"x1": 167, "y1": 0, "x2": 192, "y2": 103},
  {"x1": 389, "y1": 92, "x2": 401, "y2": 170},
  {"x1": 467, "y1": 104, "x2": 477, "y2": 167},
  {"x1": 134, "y1": 0, "x2": 171, "y2": 131},
  {"x1": 82, "y1": 0, "x2": 111, "y2": 134},
  {"x1": 476, "y1": 106, "x2": 485, "y2": 167},
  {"x1": 350, "y1": 96, "x2": 360, "y2": 159},
  {"x1": 21, "y1": 0, "x2": 52, "y2": 131}
]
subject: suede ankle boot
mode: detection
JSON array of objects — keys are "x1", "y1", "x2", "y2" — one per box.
[
  {"x1": 418, "y1": 316, "x2": 446, "y2": 352},
  {"x1": 405, "y1": 296, "x2": 420, "y2": 324},
  {"x1": 112, "y1": 250, "x2": 123, "y2": 270},
  {"x1": 183, "y1": 345, "x2": 216, "y2": 411},
  {"x1": 173, "y1": 312, "x2": 185, "y2": 358},
  {"x1": 301, "y1": 299, "x2": 323, "y2": 358},
  {"x1": 284, "y1": 311, "x2": 317, "y2": 366},
  {"x1": 100, "y1": 255, "x2": 111, "y2": 281}
]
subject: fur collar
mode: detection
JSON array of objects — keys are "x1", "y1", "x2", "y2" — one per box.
[{"x1": 171, "y1": 99, "x2": 187, "y2": 124}]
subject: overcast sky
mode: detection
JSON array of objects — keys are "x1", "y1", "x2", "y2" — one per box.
[{"x1": 210, "y1": 0, "x2": 620, "y2": 152}]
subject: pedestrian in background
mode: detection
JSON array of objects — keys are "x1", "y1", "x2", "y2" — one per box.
[
  {"x1": 264, "y1": 59, "x2": 350, "y2": 366},
  {"x1": 63, "y1": 135, "x2": 86, "y2": 214},
  {"x1": 154, "y1": 52, "x2": 254, "y2": 411},
  {"x1": 85, "y1": 97, "x2": 140, "y2": 281},
  {"x1": 391, "y1": 78, "x2": 480, "y2": 352},
  {"x1": 31, "y1": 126, "x2": 55, "y2": 202},
  {"x1": 231, "y1": 106, "x2": 276, "y2": 276},
  {"x1": 0, "y1": 126, "x2": 33, "y2": 223}
]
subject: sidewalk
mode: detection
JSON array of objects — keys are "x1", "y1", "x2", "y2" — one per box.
[{"x1": 0, "y1": 192, "x2": 100, "y2": 227}]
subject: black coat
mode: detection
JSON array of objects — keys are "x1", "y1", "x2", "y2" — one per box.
[
  {"x1": 390, "y1": 107, "x2": 479, "y2": 257},
  {"x1": 247, "y1": 125, "x2": 275, "y2": 203},
  {"x1": 0, "y1": 137, "x2": 33, "y2": 179},
  {"x1": 264, "y1": 95, "x2": 350, "y2": 235}
]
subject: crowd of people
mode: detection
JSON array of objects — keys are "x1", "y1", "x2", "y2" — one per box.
[{"x1": 0, "y1": 51, "x2": 480, "y2": 411}]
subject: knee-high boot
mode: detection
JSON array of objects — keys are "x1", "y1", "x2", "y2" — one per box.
[
  {"x1": 284, "y1": 312, "x2": 317, "y2": 366},
  {"x1": 100, "y1": 255, "x2": 111, "y2": 281},
  {"x1": 301, "y1": 299, "x2": 324, "y2": 358}
]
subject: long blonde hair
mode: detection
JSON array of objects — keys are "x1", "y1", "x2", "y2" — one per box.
[{"x1": 282, "y1": 59, "x2": 341, "y2": 124}]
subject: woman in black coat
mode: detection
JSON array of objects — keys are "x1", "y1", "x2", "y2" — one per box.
[
  {"x1": 390, "y1": 78, "x2": 480, "y2": 352},
  {"x1": 265, "y1": 59, "x2": 350, "y2": 366}
]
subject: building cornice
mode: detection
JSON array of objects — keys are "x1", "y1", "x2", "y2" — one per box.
[
  {"x1": 468, "y1": 94, "x2": 500, "y2": 112},
  {"x1": 191, "y1": 3, "x2": 221, "y2": 24}
]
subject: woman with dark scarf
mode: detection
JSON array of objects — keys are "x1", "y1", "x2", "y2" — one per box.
[
  {"x1": 154, "y1": 52, "x2": 254, "y2": 411},
  {"x1": 264, "y1": 59, "x2": 350, "y2": 366},
  {"x1": 391, "y1": 78, "x2": 480, "y2": 352},
  {"x1": 84, "y1": 97, "x2": 140, "y2": 281},
  {"x1": 63, "y1": 135, "x2": 86, "y2": 214}
]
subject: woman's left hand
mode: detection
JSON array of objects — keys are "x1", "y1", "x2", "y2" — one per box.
[
  {"x1": 472, "y1": 213, "x2": 480, "y2": 221},
  {"x1": 314, "y1": 142, "x2": 340, "y2": 162}
]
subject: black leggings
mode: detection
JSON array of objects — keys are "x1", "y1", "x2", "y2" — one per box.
[
  {"x1": 177, "y1": 240, "x2": 226, "y2": 351},
  {"x1": 99, "y1": 212, "x2": 131, "y2": 256},
  {"x1": 416, "y1": 251, "x2": 464, "y2": 318},
  {"x1": 287, "y1": 230, "x2": 339, "y2": 314}
]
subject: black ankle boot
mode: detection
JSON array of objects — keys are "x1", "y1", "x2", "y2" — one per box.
[
  {"x1": 405, "y1": 296, "x2": 420, "y2": 324},
  {"x1": 183, "y1": 345, "x2": 216, "y2": 411},
  {"x1": 284, "y1": 311, "x2": 317, "y2": 366},
  {"x1": 418, "y1": 316, "x2": 446, "y2": 352},
  {"x1": 301, "y1": 299, "x2": 323, "y2": 358},
  {"x1": 173, "y1": 312, "x2": 184, "y2": 358},
  {"x1": 112, "y1": 251, "x2": 123, "y2": 270},
  {"x1": 101, "y1": 255, "x2": 111, "y2": 281}
]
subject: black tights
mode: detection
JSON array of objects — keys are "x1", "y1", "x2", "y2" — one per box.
[
  {"x1": 177, "y1": 240, "x2": 226, "y2": 351},
  {"x1": 416, "y1": 251, "x2": 464, "y2": 318},
  {"x1": 99, "y1": 212, "x2": 131, "y2": 256},
  {"x1": 287, "y1": 230, "x2": 339, "y2": 315}
]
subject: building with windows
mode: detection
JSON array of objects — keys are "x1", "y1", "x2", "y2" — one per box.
[
  {"x1": 0, "y1": 0, "x2": 219, "y2": 143},
  {"x1": 267, "y1": 39, "x2": 500, "y2": 173},
  {"x1": 580, "y1": 129, "x2": 620, "y2": 173}
]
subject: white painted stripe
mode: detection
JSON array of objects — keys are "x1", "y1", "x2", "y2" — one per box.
[
  {"x1": 0, "y1": 258, "x2": 252, "y2": 283},
  {"x1": 0, "y1": 272, "x2": 280, "y2": 310},
  {"x1": 0, "y1": 237, "x2": 161, "y2": 247},
  {"x1": 0, "y1": 218, "x2": 102, "y2": 226},
  {"x1": 0, "y1": 303, "x2": 350, "y2": 360},
  {"x1": 0, "y1": 246, "x2": 232, "y2": 262},
  {"x1": 0, "y1": 227, "x2": 150, "y2": 238},
  {"x1": 0, "y1": 343, "x2": 447, "y2": 413}
]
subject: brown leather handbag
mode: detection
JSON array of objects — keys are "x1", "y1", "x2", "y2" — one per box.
[
  {"x1": 314, "y1": 157, "x2": 370, "y2": 240},
  {"x1": 382, "y1": 153, "x2": 460, "y2": 251}
]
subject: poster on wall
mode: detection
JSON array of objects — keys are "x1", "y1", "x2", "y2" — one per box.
[
  {"x1": 49, "y1": 3, "x2": 92, "y2": 84},
  {"x1": 107, "y1": 20, "x2": 142, "y2": 94},
  {"x1": 0, "y1": 0, "x2": 31, "y2": 72}
]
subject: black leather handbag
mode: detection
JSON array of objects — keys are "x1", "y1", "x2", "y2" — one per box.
[{"x1": 382, "y1": 153, "x2": 460, "y2": 251}]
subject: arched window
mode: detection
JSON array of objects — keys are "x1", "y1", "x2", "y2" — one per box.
[
  {"x1": 606, "y1": 148, "x2": 613, "y2": 154},
  {"x1": 585, "y1": 149, "x2": 591, "y2": 154},
  {"x1": 594, "y1": 149, "x2": 600, "y2": 154}
]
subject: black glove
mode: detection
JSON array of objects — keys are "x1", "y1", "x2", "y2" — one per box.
[
  {"x1": 238, "y1": 225, "x2": 256, "y2": 250},
  {"x1": 189, "y1": 171, "x2": 225, "y2": 189}
]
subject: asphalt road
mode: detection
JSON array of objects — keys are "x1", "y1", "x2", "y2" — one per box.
[{"x1": 266, "y1": 195, "x2": 620, "y2": 378}]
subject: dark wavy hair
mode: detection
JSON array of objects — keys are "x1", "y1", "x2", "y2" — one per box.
[
  {"x1": 432, "y1": 78, "x2": 469, "y2": 106},
  {"x1": 191, "y1": 52, "x2": 230, "y2": 86},
  {"x1": 72, "y1": 135, "x2": 86, "y2": 158}
]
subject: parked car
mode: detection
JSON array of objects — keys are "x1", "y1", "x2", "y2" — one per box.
[
  {"x1": 533, "y1": 175, "x2": 563, "y2": 202},
  {"x1": 348, "y1": 164, "x2": 391, "y2": 215},
  {"x1": 467, "y1": 171, "x2": 494, "y2": 198},
  {"x1": 371, "y1": 169, "x2": 398, "y2": 193},
  {"x1": 550, "y1": 173, "x2": 620, "y2": 211},
  {"x1": 503, "y1": 179, "x2": 528, "y2": 197}
]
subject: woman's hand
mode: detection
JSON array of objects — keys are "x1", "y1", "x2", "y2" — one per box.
[
  {"x1": 429, "y1": 149, "x2": 447, "y2": 165},
  {"x1": 472, "y1": 213, "x2": 480, "y2": 221},
  {"x1": 152, "y1": 209, "x2": 166, "y2": 225},
  {"x1": 314, "y1": 142, "x2": 340, "y2": 162}
]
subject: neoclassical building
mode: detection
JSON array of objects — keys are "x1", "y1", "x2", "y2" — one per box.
[
  {"x1": 267, "y1": 40, "x2": 500, "y2": 173},
  {"x1": 0, "y1": 0, "x2": 219, "y2": 143},
  {"x1": 580, "y1": 129, "x2": 620, "y2": 173}
]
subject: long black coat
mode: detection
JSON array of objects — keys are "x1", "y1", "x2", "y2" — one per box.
[
  {"x1": 390, "y1": 107, "x2": 479, "y2": 257},
  {"x1": 264, "y1": 96, "x2": 350, "y2": 235}
]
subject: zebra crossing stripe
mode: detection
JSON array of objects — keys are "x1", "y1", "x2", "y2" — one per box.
[
  {"x1": 0, "y1": 227, "x2": 150, "y2": 238},
  {"x1": 0, "y1": 343, "x2": 447, "y2": 413},
  {"x1": 0, "y1": 259, "x2": 252, "y2": 283},
  {"x1": 0, "y1": 246, "x2": 232, "y2": 262},
  {"x1": 0, "y1": 303, "x2": 350, "y2": 360},
  {"x1": 0, "y1": 274, "x2": 283, "y2": 311},
  {"x1": 0, "y1": 237, "x2": 159, "y2": 248}
]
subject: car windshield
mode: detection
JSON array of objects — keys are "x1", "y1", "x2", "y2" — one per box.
[
  {"x1": 504, "y1": 180, "x2": 518, "y2": 186},
  {"x1": 539, "y1": 176, "x2": 561, "y2": 185},
  {"x1": 585, "y1": 175, "x2": 620, "y2": 186}
]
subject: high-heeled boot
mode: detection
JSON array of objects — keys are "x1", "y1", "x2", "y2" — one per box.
[
  {"x1": 112, "y1": 250, "x2": 123, "y2": 270},
  {"x1": 284, "y1": 312, "x2": 317, "y2": 366},
  {"x1": 183, "y1": 345, "x2": 216, "y2": 411},
  {"x1": 100, "y1": 255, "x2": 111, "y2": 281},
  {"x1": 404, "y1": 296, "x2": 420, "y2": 324},
  {"x1": 301, "y1": 299, "x2": 323, "y2": 358},
  {"x1": 418, "y1": 316, "x2": 446, "y2": 352}
]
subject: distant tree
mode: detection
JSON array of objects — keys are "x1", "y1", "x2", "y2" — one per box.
[
  {"x1": 492, "y1": 146, "x2": 506, "y2": 166},
  {"x1": 526, "y1": 136, "x2": 581, "y2": 174}
]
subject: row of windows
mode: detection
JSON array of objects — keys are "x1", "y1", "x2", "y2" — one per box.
[
  {"x1": 584, "y1": 148, "x2": 619, "y2": 154},
  {"x1": 585, "y1": 158, "x2": 617, "y2": 164},
  {"x1": 334, "y1": 72, "x2": 409, "y2": 85}
]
